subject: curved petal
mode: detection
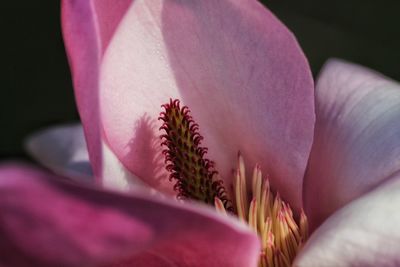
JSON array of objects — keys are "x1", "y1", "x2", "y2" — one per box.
[
  {"x1": 295, "y1": 173, "x2": 400, "y2": 267},
  {"x1": 304, "y1": 59, "x2": 400, "y2": 229},
  {"x1": 62, "y1": 0, "x2": 133, "y2": 179},
  {"x1": 62, "y1": 0, "x2": 102, "y2": 179},
  {"x1": 25, "y1": 124, "x2": 93, "y2": 183},
  {"x1": 95, "y1": 0, "x2": 314, "y2": 209},
  {"x1": 0, "y1": 163, "x2": 260, "y2": 267}
]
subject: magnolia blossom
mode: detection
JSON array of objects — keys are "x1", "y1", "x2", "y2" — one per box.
[{"x1": 2, "y1": 0, "x2": 400, "y2": 266}]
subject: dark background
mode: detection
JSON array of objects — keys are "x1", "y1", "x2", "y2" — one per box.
[{"x1": 2, "y1": 1, "x2": 399, "y2": 159}]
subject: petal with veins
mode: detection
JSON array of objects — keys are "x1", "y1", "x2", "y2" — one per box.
[
  {"x1": 0, "y1": 163, "x2": 260, "y2": 267},
  {"x1": 295, "y1": 174, "x2": 400, "y2": 267},
  {"x1": 304, "y1": 59, "x2": 400, "y2": 229}
]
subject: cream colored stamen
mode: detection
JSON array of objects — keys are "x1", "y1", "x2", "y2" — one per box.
[{"x1": 215, "y1": 154, "x2": 308, "y2": 267}]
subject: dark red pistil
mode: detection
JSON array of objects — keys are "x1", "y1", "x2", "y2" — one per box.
[{"x1": 159, "y1": 99, "x2": 231, "y2": 210}]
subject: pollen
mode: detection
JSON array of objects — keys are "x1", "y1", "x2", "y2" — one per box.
[
  {"x1": 215, "y1": 153, "x2": 308, "y2": 267},
  {"x1": 159, "y1": 99, "x2": 232, "y2": 210}
]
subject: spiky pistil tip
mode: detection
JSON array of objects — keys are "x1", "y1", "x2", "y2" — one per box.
[{"x1": 159, "y1": 99, "x2": 232, "y2": 210}]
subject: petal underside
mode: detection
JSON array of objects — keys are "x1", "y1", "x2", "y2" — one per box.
[
  {"x1": 304, "y1": 59, "x2": 400, "y2": 229},
  {"x1": 295, "y1": 173, "x2": 400, "y2": 267}
]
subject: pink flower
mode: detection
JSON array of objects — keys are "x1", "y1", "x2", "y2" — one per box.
[{"x1": 2, "y1": 1, "x2": 400, "y2": 266}]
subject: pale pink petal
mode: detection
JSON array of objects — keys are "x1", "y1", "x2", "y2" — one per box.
[
  {"x1": 25, "y1": 124, "x2": 93, "y2": 183},
  {"x1": 0, "y1": 163, "x2": 259, "y2": 267},
  {"x1": 66, "y1": 0, "x2": 314, "y2": 209},
  {"x1": 63, "y1": 0, "x2": 155, "y2": 193},
  {"x1": 61, "y1": 0, "x2": 133, "y2": 179},
  {"x1": 304, "y1": 59, "x2": 400, "y2": 229},
  {"x1": 295, "y1": 174, "x2": 400, "y2": 267},
  {"x1": 100, "y1": 141, "x2": 153, "y2": 192}
]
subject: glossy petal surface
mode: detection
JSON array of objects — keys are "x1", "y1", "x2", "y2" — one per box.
[
  {"x1": 0, "y1": 163, "x2": 260, "y2": 267},
  {"x1": 295, "y1": 174, "x2": 400, "y2": 267},
  {"x1": 304, "y1": 59, "x2": 400, "y2": 228}
]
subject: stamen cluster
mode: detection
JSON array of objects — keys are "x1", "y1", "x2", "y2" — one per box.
[
  {"x1": 159, "y1": 99, "x2": 231, "y2": 210},
  {"x1": 215, "y1": 154, "x2": 308, "y2": 267}
]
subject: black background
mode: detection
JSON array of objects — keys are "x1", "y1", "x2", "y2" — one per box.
[{"x1": 2, "y1": 1, "x2": 399, "y2": 159}]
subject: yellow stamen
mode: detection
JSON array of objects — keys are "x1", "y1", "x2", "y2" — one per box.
[
  {"x1": 231, "y1": 154, "x2": 308, "y2": 267},
  {"x1": 238, "y1": 153, "x2": 248, "y2": 217},
  {"x1": 214, "y1": 197, "x2": 227, "y2": 215},
  {"x1": 300, "y1": 210, "x2": 308, "y2": 241},
  {"x1": 249, "y1": 198, "x2": 258, "y2": 232}
]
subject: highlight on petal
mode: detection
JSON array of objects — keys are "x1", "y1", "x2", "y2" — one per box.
[
  {"x1": 25, "y1": 124, "x2": 93, "y2": 183},
  {"x1": 95, "y1": 0, "x2": 314, "y2": 209},
  {"x1": 295, "y1": 174, "x2": 400, "y2": 267},
  {"x1": 0, "y1": 163, "x2": 260, "y2": 267},
  {"x1": 304, "y1": 59, "x2": 400, "y2": 229}
]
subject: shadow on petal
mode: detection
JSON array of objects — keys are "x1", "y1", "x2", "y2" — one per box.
[{"x1": 123, "y1": 114, "x2": 174, "y2": 195}]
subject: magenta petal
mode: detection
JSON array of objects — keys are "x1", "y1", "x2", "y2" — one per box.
[
  {"x1": 0, "y1": 163, "x2": 259, "y2": 267},
  {"x1": 88, "y1": 0, "x2": 313, "y2": 209},
  {"x1": 295, "y1": 174, "x2": 400, "y2": 267},
  {"x1": 304, "y1": 59, "x2": 400, "y2": 229}
]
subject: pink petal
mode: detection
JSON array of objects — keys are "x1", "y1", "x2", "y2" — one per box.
[
  {"x1": 62, "y1": 0, "x2": 101, "y2": 179},
  {"x1": 25, "y1": 124, "x2": 93, "y2": 183},
  {"x1": 61, "y1": 0, "x2": 133, "y2": 179},
  {"x1": 61, "y1": 0, "x2": 174, "y2": 194},
  {"x1": 304, "y1": 59, "x2": 400, "y2": 229},
  {"x1": 101, "y1": 141, "x2": 153, "y2": 192},
  {"x1": 0, "y1": 163, "x2": 259, "y2": 267},
  {"x1": 295, "y1": 174, "x2": 400, "y2": 267},
  {"x1": 64, "y1": 0, "x2": 314, "y2": 209}
]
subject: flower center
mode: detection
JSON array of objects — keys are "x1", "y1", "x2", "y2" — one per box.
[
  {"x1": 224, "y1": 154, "x2": 308, "y2": 267},
  {"x1": 159, "y1": 99, "x2": 308, "y2": 267}
]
